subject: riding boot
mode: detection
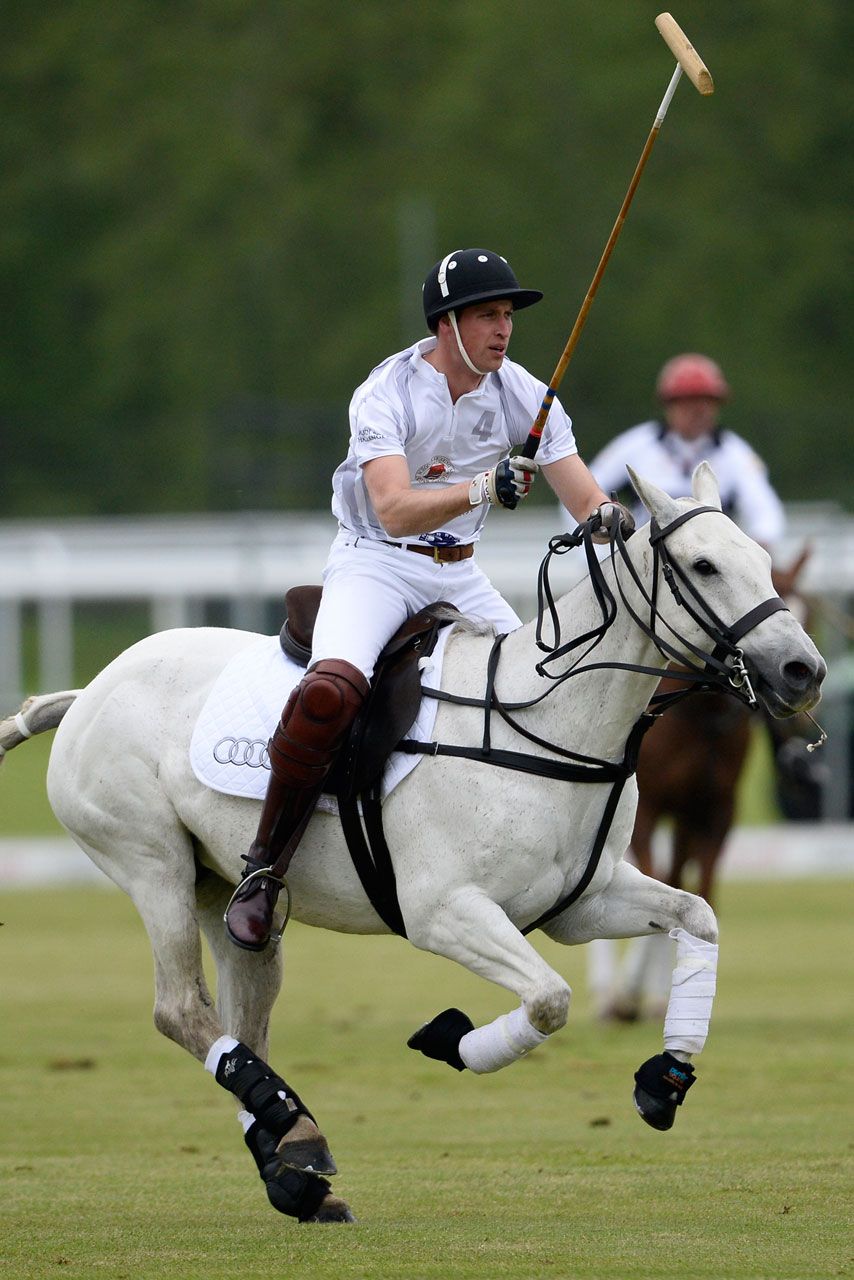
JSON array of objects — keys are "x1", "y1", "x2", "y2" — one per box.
[{"x1": 225, "y1": 659, "x2": 370, "y2": 951}]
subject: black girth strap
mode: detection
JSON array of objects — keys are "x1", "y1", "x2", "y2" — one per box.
[{"x1": 337, "y1": 781, "x2": 407, "y2": 937}]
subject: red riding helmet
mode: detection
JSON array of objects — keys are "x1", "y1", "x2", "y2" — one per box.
[{"x1": 656, "y1": 353, "x2": 730, "y2": 402}]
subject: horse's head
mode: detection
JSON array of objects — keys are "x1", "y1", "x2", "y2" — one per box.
[{"x1": 627, "y1": 462, "x2": 826, "y2": 717}]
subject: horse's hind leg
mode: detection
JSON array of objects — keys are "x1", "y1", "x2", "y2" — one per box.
[
  {"x1": 604, "y1": 933, "x2": 675, "y2": 1023},
  {"x1": 79, "y1": 834, "x2": 226, "y2": 1063},
  {"x1": 75, "y1": 831, "x2": 353, "y2": 1222},
  {"x1": 146, "y1": 862, "x2": 351, "y2": 1222},
  {"x1": 195, "y1": 869, "x2": 282, "y2": 1057},
  {"x1": 194, "y1": 871, "x2": 344, "y2": 1191}
]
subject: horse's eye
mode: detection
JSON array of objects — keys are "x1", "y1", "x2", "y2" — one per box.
[{"x1": 694, "y1": 558, "x2": 717, "y2": 577}]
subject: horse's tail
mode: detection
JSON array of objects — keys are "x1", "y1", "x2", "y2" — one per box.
[{"x1": 0, "y1": 691, "x2": 81, "y2": 765}]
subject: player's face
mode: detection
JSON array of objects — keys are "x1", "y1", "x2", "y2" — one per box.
[
  {"x1": 456, "y1": 300, "x2": 514, "y2": 372},
  {"x1": 665, "y1": 396, "x2": 722, "y2": 439}
]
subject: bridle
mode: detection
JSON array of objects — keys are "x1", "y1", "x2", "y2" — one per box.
[{"x1": 533, "y1": 504, "x2": 789, "y2": 712}]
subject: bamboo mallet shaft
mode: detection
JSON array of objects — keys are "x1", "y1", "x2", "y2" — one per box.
[{"x1": 520, "y1": 15, "x2": 714, "y2": 459}]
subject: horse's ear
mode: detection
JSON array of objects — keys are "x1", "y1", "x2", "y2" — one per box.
[
  {"x1": 626, "y1": 466, "x2": 681, "y2": 527},
  {"x1": 691, "y1": 461, "x2": 722, "y2": 509}
]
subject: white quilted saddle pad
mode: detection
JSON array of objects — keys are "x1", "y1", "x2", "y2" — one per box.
[{"x1": 189, "y1": 628, "x2": 453, "y2": 810}]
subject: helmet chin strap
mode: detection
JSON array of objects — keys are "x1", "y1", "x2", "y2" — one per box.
[{"x1": 448, "y1": 310, "x2": 488, "y2": 378}]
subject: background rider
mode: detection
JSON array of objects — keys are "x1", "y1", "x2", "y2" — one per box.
[{"x1": 579, "y1": 353, "x2": 786, "y2": 551}]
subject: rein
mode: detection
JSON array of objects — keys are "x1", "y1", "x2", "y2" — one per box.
[{"x1": 399, "y1": 505, "x2": 788, "y2": 934}]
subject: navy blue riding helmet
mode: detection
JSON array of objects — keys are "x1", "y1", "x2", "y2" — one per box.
[{"x1": 422, "y1": 249, "x2": 543, "y2": 331}]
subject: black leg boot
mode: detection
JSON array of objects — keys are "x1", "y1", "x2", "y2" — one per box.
[{"x1": 225, "y1": 659, "x2": 369, "y2": 951}]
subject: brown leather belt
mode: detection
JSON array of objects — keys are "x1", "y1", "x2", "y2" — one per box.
[{"x1": 385, "y1": 540, "x2": 475, "y2": 563}]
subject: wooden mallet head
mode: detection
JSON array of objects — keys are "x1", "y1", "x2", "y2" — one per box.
[{"x1": 655, "y1": 13, "x2": 714, "y2": 95}]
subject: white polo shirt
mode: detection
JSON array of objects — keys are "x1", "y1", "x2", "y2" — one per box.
[
  {"x1": 331, "y1": 337, "x2": 577, "y2": 546},
  {"x1": 588, "y1": 420, "x2": 786, "y2": 545}
]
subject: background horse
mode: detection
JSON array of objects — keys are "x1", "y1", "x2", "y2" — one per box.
[{"x1": 0, "y1": 465, "x2": 825, "y2": 1224}]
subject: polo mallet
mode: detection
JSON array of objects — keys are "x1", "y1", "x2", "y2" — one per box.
[{"x1": 520, "y1": 13, "x2": 714, "y2": 460}]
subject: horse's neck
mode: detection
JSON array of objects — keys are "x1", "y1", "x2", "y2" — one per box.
[{"x1": 491, "y1": 539, "x2": 663, "y2": 759}]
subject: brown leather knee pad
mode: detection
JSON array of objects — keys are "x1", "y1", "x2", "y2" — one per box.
[{"x1": 268, "y1": 659, "x2": 370, "y2": 791}]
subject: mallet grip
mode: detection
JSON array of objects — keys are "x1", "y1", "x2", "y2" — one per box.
[{"x1": 655, "y1": 13, "x2": 714, "y2": 95}]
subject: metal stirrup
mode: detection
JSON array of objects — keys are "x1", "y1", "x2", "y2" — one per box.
[{"x1": 223, "y1": 866, "x2": 293, "y2": 949}]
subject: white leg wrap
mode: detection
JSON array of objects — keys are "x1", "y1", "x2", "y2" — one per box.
[
  {"x1": 663, "y1": 928, "x2": 719, "y2": 1055},
  {"x1": 204, "y1": 1034, "x2": 239, "y2": 1075},
  {"x1": 458, "y1": 1005, "x2": 549, "y2": 1074},
  {"x1": 237, "y1": 1109, "x2": 256, "y2": 1134}
]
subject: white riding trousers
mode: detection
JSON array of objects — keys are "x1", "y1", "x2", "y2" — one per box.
[{"x1": 310, "y1": 529, "x2": 522, "y2": 680}]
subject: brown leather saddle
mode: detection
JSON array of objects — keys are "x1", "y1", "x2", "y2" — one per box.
[{"x1": 279, "y1": 585, "x2": 459, "y2": 802}]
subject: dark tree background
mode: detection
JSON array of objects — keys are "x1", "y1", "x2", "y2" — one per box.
[{"x1": 1, "y1": 0, "x2": 850, "y2": 515}]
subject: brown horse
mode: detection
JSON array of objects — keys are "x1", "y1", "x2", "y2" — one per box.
[
  {"x1": 588, "y1": 547, "x2": 814, "y2": 1019},
  {"x1": 631, "y1": 682, "x2": 752, "y2": 909}
]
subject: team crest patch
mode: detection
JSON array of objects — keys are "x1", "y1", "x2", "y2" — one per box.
[{"x1": 415, "y1": 455, "x2": 454, "y2": 483}]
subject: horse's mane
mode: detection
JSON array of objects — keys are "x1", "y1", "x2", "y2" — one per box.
[{"x1": 440, "y1": 608, "x2": 495, "y2": 638}]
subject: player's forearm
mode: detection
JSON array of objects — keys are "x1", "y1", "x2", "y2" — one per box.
[
  {"x1": 542, "y1": 456, "x2": 609, "y2": 524},
  {"x1": 371, "y1": 483, "x2": 475, "y2": 538}
]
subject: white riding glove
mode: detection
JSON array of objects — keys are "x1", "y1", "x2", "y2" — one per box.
[
  {"x1": 469, "y1": 456, "x2": 540, "y2": 510},
  {"x1": 590, "y1": 500, "x2": 636, "y2": 544}
]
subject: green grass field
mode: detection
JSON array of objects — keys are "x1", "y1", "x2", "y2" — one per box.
[{"x1": 1, "y1": 879, "x2": 851, "y2": 1280}]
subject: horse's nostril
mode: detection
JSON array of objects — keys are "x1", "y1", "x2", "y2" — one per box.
[{"x1": 784, "y1": 660, "x2": 812, "y2": 687}]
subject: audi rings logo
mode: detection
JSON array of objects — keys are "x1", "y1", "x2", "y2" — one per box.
[{"x1": 213, "y1": 737, "x2": 271, "y2": 769}]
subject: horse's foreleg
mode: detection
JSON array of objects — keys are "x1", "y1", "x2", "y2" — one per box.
[
  {"x1": 589, "y1": 824, "x2": 662, "y2": 1021},
  {"x1": 547, "y1": 861, "x2": 718, "y2": 1131},
  {"x1": 553, "y1": 858, "x2": 718, "y2": 946},
  {"x1": 405, "y1": 886, "x2": 571, "y2": 1074}
]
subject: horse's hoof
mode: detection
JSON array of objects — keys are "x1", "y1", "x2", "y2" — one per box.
[
  {"x1": 277, "y1": 1115, "x2": 338, "y2": 1175},
  {"x1": 633, "y1": 1085, "x2": 677, "y2": 1130},
  {"x1": 303, "y1": 1193, "x2": 357, "y2": 1224},
  {"x1": 633, "y1": 1052, "x2": 696, "y2": 1131}
]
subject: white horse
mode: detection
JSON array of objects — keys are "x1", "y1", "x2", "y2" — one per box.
[{"x1": 0, "y1": 465, "x2": 825, "y2": 1224}]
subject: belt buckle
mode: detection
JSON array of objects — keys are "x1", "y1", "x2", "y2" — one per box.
[{"x1": 433, "y1": 546, "x2": 442, "y2": 564}]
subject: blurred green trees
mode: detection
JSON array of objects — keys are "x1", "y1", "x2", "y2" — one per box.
[{"x1": 1, "y1": 0, "x2": 850, "y2": 514}]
